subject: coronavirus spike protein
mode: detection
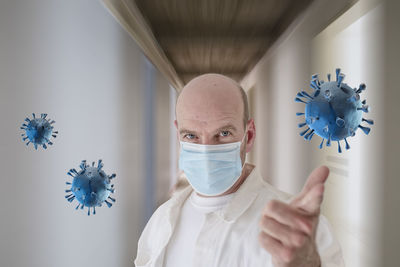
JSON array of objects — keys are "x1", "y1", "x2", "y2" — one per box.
[
  {"x1": 66, "y1": 159, "x2": 116, "y2": 215},
  {"x1": 295, "y1": 68, "x2": 373, "y2": 153},
  {"x1": 20, "y1": 113, "x2": 58, "y2": 150}
]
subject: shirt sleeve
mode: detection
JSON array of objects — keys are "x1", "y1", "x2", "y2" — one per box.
[{"x1": 316, "y1": 215, "x2": 345, "y2": 267}]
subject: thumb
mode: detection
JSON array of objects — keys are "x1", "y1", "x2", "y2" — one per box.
[{"x1": 291, "y1": 166, "x2": 329, "y2": 214}]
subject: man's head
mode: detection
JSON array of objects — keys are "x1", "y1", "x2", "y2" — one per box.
[{"x1": 174, "y1": 73, "x2": 256, "y2": 165}]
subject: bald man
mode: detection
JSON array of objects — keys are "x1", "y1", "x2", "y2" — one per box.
[{"x1": 134, "y1": 74, "x2": 344, "y2": 267}]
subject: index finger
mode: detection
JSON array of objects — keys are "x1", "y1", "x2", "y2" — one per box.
[
  {"x1": 301, "y1": 165, "x2": 329, "y2": 196},
  {"x1": 291, "y1": 166, "x2": 329, "y2": 207}
]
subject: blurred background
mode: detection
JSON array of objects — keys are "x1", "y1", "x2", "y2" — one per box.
[{"x1": 0, "y1": 0, "x2": 398, "y2": 266}]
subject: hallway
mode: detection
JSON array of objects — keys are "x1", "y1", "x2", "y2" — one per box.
[{"x1": 0, "y1": 0, "x2": 399, "y2": 266}]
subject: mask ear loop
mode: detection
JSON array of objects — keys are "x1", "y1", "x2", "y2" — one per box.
[
  {"x1": 241, "y1": 126, "x2": 248, "y2": 144},
  {"x1": 239, "y1": 127, "x2": 248, "y2": 168}
]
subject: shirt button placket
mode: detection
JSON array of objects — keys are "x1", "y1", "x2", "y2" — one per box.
[{"x1": 193, "y1": 212, "x2": 219, "y2": 267}]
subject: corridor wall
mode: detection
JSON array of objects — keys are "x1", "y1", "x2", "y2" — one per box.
[
  {"x1": 0, "y1": 0, "x2": 172, "y2": 266},
  {"x1": 241, "y1": 0, "x2": 399, "y2": 266}
]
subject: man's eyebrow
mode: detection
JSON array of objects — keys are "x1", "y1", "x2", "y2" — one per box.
[
  {"x1": 179, "y1": 128, "x2": 198, "y2": 135},
  {"x1": 215, "y1": 124, "x2": 238, "y2": 133}
]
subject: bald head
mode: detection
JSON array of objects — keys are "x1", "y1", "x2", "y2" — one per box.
[{"x1": 176, "y1": 73, "x2": 249, "y2": 129}]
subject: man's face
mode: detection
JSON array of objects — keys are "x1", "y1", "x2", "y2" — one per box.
[{"x1": 175, "y1": 74, "x2": 252, "y2": 165}]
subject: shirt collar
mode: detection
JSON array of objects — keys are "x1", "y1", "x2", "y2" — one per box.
[
  {"x1": 165, "y1": 184, "x2": 193, "y2": 228},
  {"x1": 217, "y1": 164, "x2": 264, "y2": 222}
]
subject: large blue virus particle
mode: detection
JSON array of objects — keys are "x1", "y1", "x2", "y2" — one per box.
[
  {"x1": 65, "y1": 159, "x2": 116, "y2": 216},
  {"x1": 20, "y1": 113, "x2": 58, "y2": 150},
  {"x1": 295, "y1": 68, "x2": 374, "y2": 153}
]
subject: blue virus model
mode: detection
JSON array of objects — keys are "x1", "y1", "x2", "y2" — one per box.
[
  {"x1": 65, "y1": 159, "x2": 116, "y2": 216},
  {"x1": 295, "y1": 68, "x2": 374, "y2": 153},
  {"x1": 20, "y1": 113, "x2": 58, "y2": 150}
]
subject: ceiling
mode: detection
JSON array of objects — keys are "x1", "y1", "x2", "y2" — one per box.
[{"x1": 134, "y1": 0, "x2": 313, "y2": 84}]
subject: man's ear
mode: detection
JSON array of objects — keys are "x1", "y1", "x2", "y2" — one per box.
[{"x1": 245, "y1": 119, "x2": 256, "y2": 153}]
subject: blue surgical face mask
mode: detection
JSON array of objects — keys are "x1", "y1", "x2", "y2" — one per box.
[{"x1": 178, "y1": 132, "x2": 247, "y2": 196}]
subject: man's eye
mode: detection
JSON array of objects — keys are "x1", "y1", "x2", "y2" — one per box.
[
  {"x1": 184, "y1": 133, "x2": 196, "y2": 140},
  {"x1": 220, "y1": 131, "x2": 231, "y2": 137}
]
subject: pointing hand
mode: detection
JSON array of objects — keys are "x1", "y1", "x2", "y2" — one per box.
[{"x1": 258, "y1": 166, "x2": 330, "y2": 267}]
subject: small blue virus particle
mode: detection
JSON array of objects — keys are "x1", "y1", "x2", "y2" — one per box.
[
  {"x1": 295, "y1": 68, "x2": 374, "y2": 153},
  {"x1": 20, "y1": 113, "x2": 58, "y2": 150},
  {"x1": 65, "y1": 159, "x2": 116, "y2": 216}
]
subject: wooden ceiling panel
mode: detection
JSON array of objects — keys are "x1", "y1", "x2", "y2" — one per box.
[
  {"x1": 161, "y1": 37, "x2": 270, "y2": 70},
  {"x1": 134, "y1": 0, "x2": 313, "y2": 84},
  {"x1": 180, "y1": 73, "x2": 245, "y2": 85}
]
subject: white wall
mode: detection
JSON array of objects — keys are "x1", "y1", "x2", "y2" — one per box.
[
  {"x1": 0, "y1": 1, "x2": 171, "y2": 266},
  {"x1": 241, "y1": 0, "x2": 399, "y2": 266},
  {"x1": 310, "y1": 2, "x2": 384, "y2": 266},
  {"x1": 242, "y1": 0, "x2": 355, "y2": 193}
]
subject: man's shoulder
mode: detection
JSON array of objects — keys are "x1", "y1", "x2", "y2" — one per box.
[
  {"x1": 150, "y1": 198, "x2": 172, "y2": 219},
  {"x1": 145, "y1": 186, "x2": 192, "y2": 227},
  {"x1": 251, "y1": 170, "x2": 293, "y2": 203},
  {"x1": 141, "y1": 199, "x2": 171, "y2": 237}
]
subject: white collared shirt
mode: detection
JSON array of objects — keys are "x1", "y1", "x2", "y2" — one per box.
[
  {"x1": 163, "y1": 191, "x2": 236, "y2": 267},
  {"x1": 134, "y1": 166, "x2": 344, "y2": 267}
]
